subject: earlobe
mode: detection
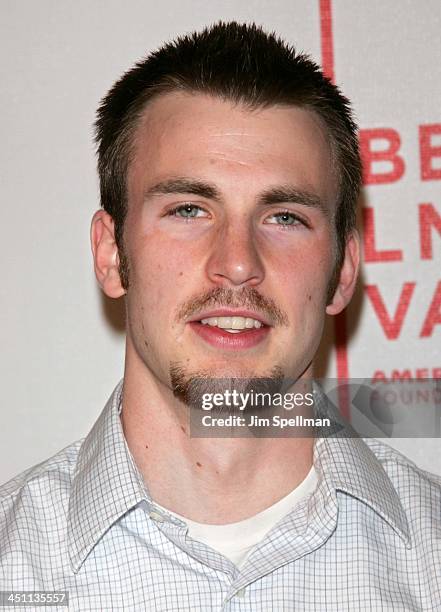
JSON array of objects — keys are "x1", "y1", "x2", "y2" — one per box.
[
  {"x1": 326, "y1": 231, "x2": 360, "y2": 316},
  {"x1": 90, "y1": 210, "x2": 126, "y2": 298}
]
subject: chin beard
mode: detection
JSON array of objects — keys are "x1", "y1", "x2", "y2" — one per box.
[{"x1": 169, "y1": 361, "x2": 286, "y2": 413}]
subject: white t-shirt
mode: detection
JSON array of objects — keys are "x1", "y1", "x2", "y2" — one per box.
[{"x1": 154, "y1": 465, "x2": 318, "y2": 569}]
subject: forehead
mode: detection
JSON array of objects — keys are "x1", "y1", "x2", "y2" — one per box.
[{"x1": 128, "y1": 91, "x2": 337, "y2": 207}]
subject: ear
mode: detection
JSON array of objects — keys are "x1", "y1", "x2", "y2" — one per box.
[
  {"x1": 326, "y1": 230, "x2": 360, "y2": 316},
  {"x1": 90, "y1": 210, "x2": 126, "y2": 298}
]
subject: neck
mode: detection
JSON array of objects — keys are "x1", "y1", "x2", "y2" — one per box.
[{"x1": 120, "y1": 349, "x2": 314, "y2": 524}]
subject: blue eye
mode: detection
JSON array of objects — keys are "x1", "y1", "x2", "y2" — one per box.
[
  {"x1": 266, "y1": 212, "x2": 302, "y2": 226},
  {"x1": 168, "y1": 204, "x2": 207, "y2": 218},
  {"x1": 276, "y1": 212, "x2": 296, "y2": 225}
]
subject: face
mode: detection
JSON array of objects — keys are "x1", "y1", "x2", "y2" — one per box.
[{"x1": 93, "y1": 92, "x2": 358, "y2": 394}]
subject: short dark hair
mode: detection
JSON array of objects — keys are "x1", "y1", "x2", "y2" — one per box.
[{"x1": 95, "y1": 21, "x2": 361, "y2": 290}]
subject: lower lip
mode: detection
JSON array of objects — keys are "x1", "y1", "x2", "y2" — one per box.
[{"x1": 189, "y1": 321, "x2": 270, "y2": 350}]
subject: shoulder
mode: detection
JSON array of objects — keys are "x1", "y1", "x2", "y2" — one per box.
[
  {"x1": 1, "y1": 440, "x2": 82, "y2": 500},
  {"x1": 0, "y1": 441, "x2": 84, "y2": 586},
  {"x1": 364, "y1": 438, "x2": 441, "y2": 487},
  {"x1": 0, "y1": 440, "x2": 82, "y2": 541}
]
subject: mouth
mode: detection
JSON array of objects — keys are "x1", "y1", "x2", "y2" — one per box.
[{"x1": 188, "y1": 310, "x2": 271, "y2": 349}]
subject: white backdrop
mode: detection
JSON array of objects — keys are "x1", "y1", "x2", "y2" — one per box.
[{"x1": 1, "y1": 0, "x2": 440, "y2": 484}]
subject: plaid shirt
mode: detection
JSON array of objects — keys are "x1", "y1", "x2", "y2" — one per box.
[{"x1": 1, "y1": 380, "x2": 440, "y2": 611}]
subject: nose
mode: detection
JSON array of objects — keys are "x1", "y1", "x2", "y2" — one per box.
[{"x1": 205, "y1": 218, "x2": 265, "y2": 288}]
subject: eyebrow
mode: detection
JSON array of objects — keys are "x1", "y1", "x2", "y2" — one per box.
[
  {"x1": 144, "y1": 178, "x2": 221, "y2": 202},
  {"x1": 144, "y1": 177, "x2": 329, "y2": 217},
  {"x1": 257, "y1": 186, "x2": 330, "y2": 218}
]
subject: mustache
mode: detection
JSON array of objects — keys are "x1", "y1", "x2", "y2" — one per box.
[{"x1": 174, "y1": 286, "x2": 289, "y2": 327}]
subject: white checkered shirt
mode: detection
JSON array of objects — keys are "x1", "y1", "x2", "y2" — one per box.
[{"x1": 1, "y1": 381, "x2": 440, "y2": 611}]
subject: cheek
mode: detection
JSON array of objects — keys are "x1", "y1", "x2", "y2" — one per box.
[
  {"x1": 271, "y1": 243, "x2": 334, "y2": 303},
  {"x1": 127, "y1": 231, "x2": 202, "y2": 313}
]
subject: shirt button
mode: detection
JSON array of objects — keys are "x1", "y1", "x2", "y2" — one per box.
[
  {"x1": 149, "y1": 511, "x2": 165, "y2": 523},
  {"x1": 235, "y1": 588, "x2": 246, "y2": 598}
]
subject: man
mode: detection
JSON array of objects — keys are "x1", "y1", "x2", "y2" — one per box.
[{"x1": 1, "y1": 22, "x2": 439, "y2": 611}]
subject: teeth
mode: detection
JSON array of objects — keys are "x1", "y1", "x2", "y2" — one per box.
[
  {"x1": 218, "y1": 317, "x2": 232, "y2": 328},
  {"x1": 200, "y1": 316, "x2": 263, "y2": 330}
]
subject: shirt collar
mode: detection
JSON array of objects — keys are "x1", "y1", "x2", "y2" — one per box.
[
  {"x1": 67, "y1": 380, "x2": 149, "y2": 573},
  {"x1": 312, "y1": 389, "x2": 411, "y2": 547},
  {"x1": 68, "y1": 380, "x2": 411, "y2": 572}
]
